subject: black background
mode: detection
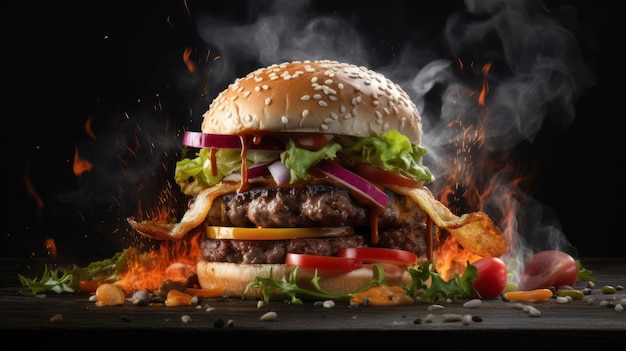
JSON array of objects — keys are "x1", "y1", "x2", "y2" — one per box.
[{"x1": 6, "y1": 0, "x2": 622, "y2": 263}]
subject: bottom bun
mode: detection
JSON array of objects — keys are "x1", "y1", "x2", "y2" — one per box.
[{"x1": 196, "y1": 260, "x2": 415, "y2": 300}]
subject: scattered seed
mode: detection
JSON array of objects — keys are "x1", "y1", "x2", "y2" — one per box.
[
  {"x1": 322, "y1": 300, "x2": 335, "y2": 309},
  {"x1": 428, "y1": 304, "x2": 444, "y2": 311},
  {"x1": 462, "y1": 314, "x2": 472, "y2": 325},
  {"x1": 257, "y1": 300, "x2": 265, "y2": 308},
  {"x1": 260, "y1": 311, "x2": 277, "y2": 321},
  {"x1": 619, "y1": 298, "x2": 626, "y2": 306},
  {"x1": 214, "y1": 318, "x2": 225, "y2": 328},
  {"x1": 602, "y1": 285, "x2": 617, "y2": 294},
  {"x1": 615, "y1": 304, "x2": 624, "y2": 312},
  {"x1": 511, "y1": 303, "x2": 525, "y2": 310},
  {"x1": 423, "y1": 314, "x2": 434, "y2": 323},
  {"x1": 586, "y1": 281, "x2": 595, "y2": 289},
  {"x1": 413, "y1": 318, "x2": 422, "y2": 325},
  {"x1": 131, "y1": 290, "x2": 150, "y2": 306},
  {"x1": 181, "y1": 315, "x2": 192, "y2": 323},
  {"x1": 556, "y1": 296, "x2": 569, "y2": 304},
  {"x1": 616, "y1": 285, "x2": 624, "y2": 291},
  {"x1": 442, "y1": 314, "x2": 463, "y2": 322},
  {"x1": 472, "y1": 315, "x2": 483, "y2": 322},
  {"x1": 582, "y1": 288, "x2": 592, "y2": 295},
  {"x1": 463, "y1": 299, "x2": 482, "y2": 308},
  {"x1": 50, "y1": 314, "x2": 63, "y2": 323},
  {"x1": 599, "y1": 300, "x2": 609, "y2": 307},
  {"x1": 557, "y1": 289, "x2": 584, "y2": 300},
  {"x1": 526, "y1": 306, "x2": 541, "y2": 317},
  {"x1": 227, "y1": 319, "x2": 235, "y2": 328}
]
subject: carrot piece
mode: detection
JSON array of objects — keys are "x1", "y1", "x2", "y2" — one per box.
[
  {"x1": 504, "y1": 289, "x2": 553, "y2": 302},
  {"x1": 184, "y1": 284, "x2": 226, "y2": 298},
  {"x1": 350, "y1": 285, "x2": 414, "y2": 306}
]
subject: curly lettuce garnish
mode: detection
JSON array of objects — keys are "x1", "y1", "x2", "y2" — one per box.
[
  {"x1": 17, "y1": 248, "x2": 132, "y2": 296},
  {"x1": 246, "y1": 260, "x2": 479, "y2": 304}
]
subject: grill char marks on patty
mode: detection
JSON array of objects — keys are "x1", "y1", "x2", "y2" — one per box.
[{"x1": 200, "y1": 185, "x2": 429, "y2": 264}]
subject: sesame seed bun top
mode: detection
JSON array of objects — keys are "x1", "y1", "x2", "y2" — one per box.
[{"x1": 202, "y1": 60, "x2": 423, "y2": 145}]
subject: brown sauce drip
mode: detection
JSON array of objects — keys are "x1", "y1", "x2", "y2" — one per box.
[
  {"x1": 210, "y1": 148, "x2": 218, "y2": 177},
  {"x1": 238, "y1": 135, "x2": 250, "y2": 193}
]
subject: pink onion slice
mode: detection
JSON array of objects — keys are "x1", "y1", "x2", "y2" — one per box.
[
  {"x1": 182, "y1": 131, "x2": 284, "y2": 151},
  {"x1": 314, "y1": 160, "x2": 388, "y2": 209}
]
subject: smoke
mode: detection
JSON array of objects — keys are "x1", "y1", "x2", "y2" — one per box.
[
  {"x1": 191, "y1": 0, "x2": 594, "y2": 262},
  {"x1": 52, "y1": 0, "x2": 596, "y2": 262}
]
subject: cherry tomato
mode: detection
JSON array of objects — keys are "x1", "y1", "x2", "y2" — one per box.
[
  {"x1": 336, "y1": 247, "x2": 417, "y2": 266},
  {"x1": 352, "y1": 162, "x2": 422, "y2": 189},
  {"x1": 517, "y1": 250, "x2": 578, "y2": 291},
  {"x1": 471, "y1": 257, "x2": 507, "y2": 299},
  {"x1": 285, "y1": 253, "x2": 362, "y2": 275}
]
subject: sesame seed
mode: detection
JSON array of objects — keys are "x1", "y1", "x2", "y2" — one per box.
[
  {"x1": 311, "y1": 77, "x2": 318, "y2": 83},
  {"x1": 313, "y1": 94, "x2": 322, "y2": 100},
  {"x1": 255, "y1": 86, "x2": 261, "y2": 92},
  {"x1": 244, "y1": 91, "x2": 251, "y2": 98},
  {"x1": 373, "y1": 100, "x2": 380, "y2": 106},
  {"x1": 265, "y1": 97, "x2": 271, "y2": 106},
  {"x1": 246, "y1": 114, "x2": 253, "y2": 122},
  {"x1": 352, "y1": 107, "x2": 358, "y2": 116},
  {"x1": 281, "y1": 116, "x2": 289, "y2": 124},
  {"x1": 328, "y1": 95, "x2": 338, "y2": 101},
  {"x1": 262, "y1": 84, "x2": 269, "y2": 90},
  {"x1": 329, "y1": 112, "x2": 338, "y2": 120},
  {"x1": 254, "y1": 77, "x2": 263, "y2": 82},
  {"x1": 383, "y1": 107, "x2": 390, "y2": 115},
  {"x1": 339, "y1": 105, "x2": 346, "y2": 113},
  {"x1": 337, "y1": 83, "x2": 344, "y2": 89},
  {"x1": 343, "y1": 113, "x2": 352, "y2": 119},
  {"x1": 302, "y1": 110, "x2": 309, "y2": 118},
  {"x1": 324, "y1": 79, "x2": 333, "y2": 85},
  {"x1": 320, "y1": 123, "x2": 329, "y2": 130},
  {"x1": 319, "y1": 100, "x2": 328, "y2": 107},
  {"x1": 301, "y1": 95, "x2": 311, "y2": 101},
  {"x1": 225, "y1": 111, "x2": 232, "y2": 118}
]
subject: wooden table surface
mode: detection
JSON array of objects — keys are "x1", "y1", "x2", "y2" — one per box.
[{"x1": 1, "y1": 257, "x2": 624, "y2": 348}]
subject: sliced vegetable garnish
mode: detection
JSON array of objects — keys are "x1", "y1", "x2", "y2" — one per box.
[
  {"x1": 352, "y1": 162, "x2": 422, "y2": 189},
  {"x1": 336, "y1": 247, "x2": 417, "y2": 266},
  {"x1": 285, "y1": 253, "x2": 363, "y2": 274},
  {"x1": 267, "y1": 160, "x2": 290, "y2": 185},
  {"x1": 182, "y1": 131, "x2": 284, "y2": 150},
  {"x1": 206, "y1": 226, "x2": 354, "y2": 240},
  {"x1": 314, "y1": 160, "x2": 389, "y2": 208}
]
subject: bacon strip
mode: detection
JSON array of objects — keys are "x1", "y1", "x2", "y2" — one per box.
[
  {"x1": 388, "y1": 185, "x2": 507, "y2": 257},
  {"x1": 127, "y1": 183, "x2": 239, "y2": 240}
]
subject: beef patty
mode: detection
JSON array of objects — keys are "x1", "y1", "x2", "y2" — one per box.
[{"x1": 200, "y1": 185, "x2": 429, "y2": 264}]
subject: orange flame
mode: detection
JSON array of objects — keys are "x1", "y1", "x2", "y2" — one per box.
[
  {"x1": 183, "y1": 47, "x2": 197, "y2": 73},
  {"x1": 72, "y1": 146, "x2": 93, "y2": 176},
  {"x1": 432, "y1": 61, "x2": 523, "y2": 279},
  {"x1": 44, "y1": 238, "x2": 57, "y2": 258},
  {"x1": 115, "y1": 232, "x2": 203, "y2": 294}
]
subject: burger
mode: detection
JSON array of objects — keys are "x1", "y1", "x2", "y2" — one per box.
[{"x1": 128, "y1": 60, "x2": 506, "y2": 300}]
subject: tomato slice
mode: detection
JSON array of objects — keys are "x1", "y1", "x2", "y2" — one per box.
[
  {"x1": 336, "y1": 247, "x2": 417, "y2": 266},
  {"x1": 285, "y1": 253, "x2": 363, "y2": 274},
  {"x1": 352, "y1": 162, "x2": 422, "y2": 189},
  {"x1": 206, "y1": 226, "x2": 354, "y2": 240}
]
